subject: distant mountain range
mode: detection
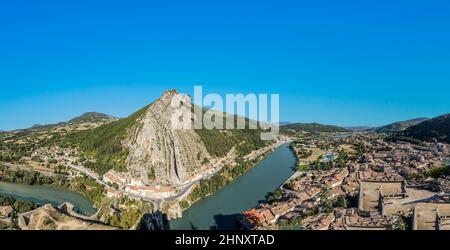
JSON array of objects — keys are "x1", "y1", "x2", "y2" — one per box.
[
  {"x1": 282, "y1": 117, "x2": 430, "y2": 134},
  {"x1": 68, "y1": 112, "x2": 116, "y2": 124},
  {"x1": 278, "y1": 122, "x2": 292, "y2": 126},
  {"x1": 345, "y1": 126, "x2": 371, "y2": 132},
  {"x1": 259, "y1": 113, "x2": 450, "y2": 145},
  {"x1": 10, "y1": 112, "x2": 117, "y2": 132},
  {"x1": 399, "y1": 114, "x2": 450, "y2": 143},
  {"x1": 281, "y1": 123, "x2": 348, "y2": 133},
  {"x1": 346, "y1": 118, "x2": 429, "y2": 133},
  {"x1": 373, "y1": 118, "x2": 429, "y2": 133}
]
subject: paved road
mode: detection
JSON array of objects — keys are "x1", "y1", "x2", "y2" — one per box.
[
  {"x1": 163, "y1": 139, "x2": 291, "y2": 202},
  {"x1": 69, "y1": 164, "x2": 107, "y2": 186},
  {"x1": 68, "y1": 163, "x2": 162, "y2": 203},
  {"x1": 66, "y1": 139, "x2": 291, "y2": 205}
]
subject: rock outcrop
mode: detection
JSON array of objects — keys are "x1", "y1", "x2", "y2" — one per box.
[
  {"x1": 18, "y1": 204, "x2": 116, "y2": 230},
  {"x1": 125, "y1": 90, "x2": 212, "y2": 185}
]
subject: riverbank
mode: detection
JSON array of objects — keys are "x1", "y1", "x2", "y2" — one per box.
[
  {"x1": 166, "y1": 140, "x2": 290, "y2": 217},
  {"x1": 169, "y1": 143, "x2": 297, "y2": 229},
  {"x1": 0, "y1": 139, "x2": 294, "y2": 229},
  {"x1": 0, "y1": 161, "x2": 109, "y2": 205},
  {"x1": 0, "y1": 181, "x2": 97, "y2": 216},
  {"x1": 176, "y1": 147, "x2": 275, "y2": 212}
]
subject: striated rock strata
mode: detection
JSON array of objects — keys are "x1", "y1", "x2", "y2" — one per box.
[{"x1": 125, "y1": 90, "x2": 212, "y2": 186}]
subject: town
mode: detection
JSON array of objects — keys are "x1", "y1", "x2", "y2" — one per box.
[{"x1": 240, "y1": 132, "x2": 450, "y2": 230}]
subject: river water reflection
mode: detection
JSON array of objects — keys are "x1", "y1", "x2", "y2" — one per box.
[{"x1": 170, "y1": 143, "x2": 296, "y2": 230}]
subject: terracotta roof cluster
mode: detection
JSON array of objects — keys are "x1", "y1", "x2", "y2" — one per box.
[
  {"x1": 358, "y1": 171, "x2": 404, "y2": 182},
  {"x1": 242, "y1": 209, "x2": 266, "y2": 227},
  {"x1": 343, "y1": 214, "x2": 396, "y2": 229},
  {"x1": 305, "y1": 213, "x2": 336, "y2": 230}
]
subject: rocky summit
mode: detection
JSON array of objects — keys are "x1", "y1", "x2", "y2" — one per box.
[{"x1": 124, "y1": 90, "x2": 213, "y2": 185}]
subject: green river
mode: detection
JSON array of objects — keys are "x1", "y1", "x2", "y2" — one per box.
[
  {"x1": 0, "y1": 143, "x2": 296, "y2": 229},
  {"x1": 0, "y1": 181, "x2": 97, "y2": 216},
  {"x1": 170, "y1": 143, "x2": 296, "y2": 230}
]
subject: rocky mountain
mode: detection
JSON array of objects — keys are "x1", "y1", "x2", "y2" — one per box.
[
  {"x1": 124, "y1": 91, "x2": 213, "y2": 185},
  {"x1": 399, "y1": 114, "x2": 450, "y2": 143},
  {"x1": 281, "y1": 123, "x2": 348, "y2": 133},
  {"x1": 374, "y1": 118, "x2": 428, "y2": 133},
  {"x1": 63, "y1": 90, "x2": 270, "y2": 185}
]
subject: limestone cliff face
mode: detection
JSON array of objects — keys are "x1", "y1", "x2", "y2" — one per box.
[{"x1": 124, "y1": 90, "x2": 212, "y2": 186}]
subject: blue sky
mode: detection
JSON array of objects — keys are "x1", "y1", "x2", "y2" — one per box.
[{"x1": 1, "y1": 0, "x2": 450, "y2": 130}]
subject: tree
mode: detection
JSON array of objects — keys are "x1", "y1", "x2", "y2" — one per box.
[
  {"x1": 295, "y1": 164, "x2": 309, "y2": 172},
  {"x1": 425, "y1": 165, "x2": 450, "y2": 179},
  {"x1": 332, "y1": 196, "x2": 348, "y2": 208},
  {"x1": 390, "y1": 217, "x2": 406, "y2": 230},
  {"x1": 180, "y1": 200, "x2": 190, "y2": 210},
  {"x1": 278, "y1": 217, "x2": 302, "y2": 230},
  {"x1": 266, "y1": 188, "x2": 284, "y2": 203},
  {"x1": 147, "y1": 167, "x2": 156, "y2": 180},
  {"x1": 284, "y1": 181, "x2": 295, "y2": 190}
]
